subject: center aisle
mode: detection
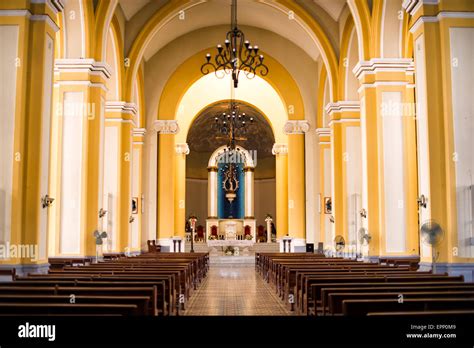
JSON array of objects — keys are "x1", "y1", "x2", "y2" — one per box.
[{"x1": 184, "y1": 264, "x2": 293, "y2": 315}]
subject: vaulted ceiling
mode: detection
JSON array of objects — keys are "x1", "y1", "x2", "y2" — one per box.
[{"x1": 118, "y1": 0, "x2": 348, "y2": 62}]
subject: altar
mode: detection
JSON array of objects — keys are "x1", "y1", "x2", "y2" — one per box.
[{"x1": 206, "y1": 218, "x2": 256, "y2": 243}]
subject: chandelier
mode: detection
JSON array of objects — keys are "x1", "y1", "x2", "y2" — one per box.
[
  {"x1": 201, "y1": 0, "x2": 269, "y2": 88},
  {"x1": 213, "y1": 100, "x2": 254, "y2": 150}
]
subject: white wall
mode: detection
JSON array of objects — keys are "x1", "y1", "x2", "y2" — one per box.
[
  {"x1": 324, "y1": 148, "x2": 332, "y2": 246},
  {"x1": 131, "y1": 147, "x2": 140, "y2": 249},
  {"x1": 105, "y1": 28, "x2": 119, "y2": 101},
  {"x1": 39, "y1": 35, "x2": 54, "y2": 260},
  {"x1": 346, "y1": 28, "x2": 359, "y2": 100},
  {"x1": 382, "y1": 91, "x2": 406, "y2": 253},
  {"x1": 381, "y1": 0, "x2": 403, "y2": 58},
  {"x1": 60, "y1": 92, "x2": 84, "y2": 255},
  {"x1": 414, "y1": 35, "x2": 432, "y2": 257},
  {"x1": 64, "y1": 0, "x2": 85, "y2": 58},
  {"x1": 346, "y1": 126, "x2": 362, "y2": 248},
  {"x1": 103, "y1": 126, "x2": 119, "y2": 251},
  {"x1": 0, "y1": 25, "x2": 19, "y2": 246},
  {"x1": 450, "y1": 27, "x2": 474, "y2": 258}
]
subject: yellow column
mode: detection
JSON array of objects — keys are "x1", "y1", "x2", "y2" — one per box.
[
  {"x1": 285, "y1": 121, "x2": 308, "y2": 247},
  {"x1": 316, "y1": 129, "x2": 331, "y2": 246},
  {"x1": 327, "y1": 103, "x2": 361, "y2": 248},
  {"x1": 404, "y1": 0, "x2": 474, "y2": 270},
  {"x1": 272, "y1": 144, "x2": 288, "y2": 238},
  {"x1": 354, "y1": 59, "x2": 418, "y2": 258},
  {"x1": 104, "y1": 102, "x2": 136, "y2": 252},
  {"x1": 0, "y1": 1, "x2": 63, "y2": 271},
  {"x1": 132, "y1": 128, "x2": 146, "y2": 253},
  {"x1": 330, "y1": 118, "x2": 344, "y2": 242},
  {"x1": 154, "y1": 120, "x2": 178, "y2": 245},
  {"x1": 53, "y1": 59, "x2": 110, "y2": 258},
  {"x1": 174, "y1": 143, "x2": 189, "y2": 240}
]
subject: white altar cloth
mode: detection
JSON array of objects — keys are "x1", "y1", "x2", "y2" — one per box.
[{"x1": 207, "y1": 240, "x2": 254, "y2": 247}]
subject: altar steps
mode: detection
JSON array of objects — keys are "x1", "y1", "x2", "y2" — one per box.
[
  {"x1": 184, "y1": 243, "x2": 211, "y2": 253},
  {"x1": 184, "y1": 242, "x2": 279, "y2": 255}
]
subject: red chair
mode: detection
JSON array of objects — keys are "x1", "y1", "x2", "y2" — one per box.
[
  {"x1": 257, "y1": 225, "x2": 266, "y2": 243},
  {"x1": 196, "y1": 225, "x2": 204, "y2": 242},
  {"x1": 210, "y1": 225, "x2": 218, "y2": 239},
  {"x1": 244, "y1": 225, "x2": 251, "y2": 239}
]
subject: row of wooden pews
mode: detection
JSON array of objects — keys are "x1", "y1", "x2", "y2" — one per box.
[
  {"x1": 256, "y1": 252, "x2": 474, "y2": 316},
  {"x1": 0, "y1": 252, "x2": 208, "y2": 316}
]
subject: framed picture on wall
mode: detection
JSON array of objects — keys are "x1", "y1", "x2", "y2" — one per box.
[
  {"x1": 132, "y1": 197, "x2": 139, "y2": 214},
  {"x1": 324, "y1": 197, "x2": 332, "y2": 214}
]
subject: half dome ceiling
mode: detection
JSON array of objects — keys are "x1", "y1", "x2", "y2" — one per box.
[{"x1": 186, "y1": 101, "x2": 275, "y2": 158}]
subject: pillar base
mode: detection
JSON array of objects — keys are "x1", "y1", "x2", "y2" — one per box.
[
  {"x1": 0, "y1": 263, "x2": 50, "y2": 278},
  {"x1": 278, "y1": 238, "x2": 306, "y2": 252},
  {"x1": 157, "y1": 238, "x2": 185, "y2": 252},
  {"x1": 419, "y1": 262, "x2": 474, "y2": 282}
]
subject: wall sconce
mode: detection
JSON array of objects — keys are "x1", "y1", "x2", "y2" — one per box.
[
  {"x1": 99, "y1": 208, "x2": 107, "y2": 218},
  {"x1": 417, "y1": 194, "x2": 427, "y2": 208},
  {"x1": 129, "y1": 216, "x2": 135, "y2": 223},
  {"x1": 329, "y1": 215, "x2": 335, "y2": 223},
  {"x1": 41, "y1": 194, "x2": 55, "y2": 209},
  {"x1": 359, "y1": 208, "x2": 367, "y2": 218}
]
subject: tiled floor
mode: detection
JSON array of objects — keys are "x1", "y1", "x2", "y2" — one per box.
[{"x1": 184, "y1": 264, "x2": 293, "y2": 316}]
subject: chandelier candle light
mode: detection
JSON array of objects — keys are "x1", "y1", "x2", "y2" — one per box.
[{"x1": 201, "y1": 0, "x2": 269, "y2": 87}]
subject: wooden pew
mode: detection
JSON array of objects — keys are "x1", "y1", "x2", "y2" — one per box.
[
  {"x1": 0, "y1": 303, "x2": 137, "y2": 316},
  {"x1": 0, "y1": 294, "x2": 150, "y2": 315},
  {"x1": 343, "y1": 298, "x2": 474, "y2": 316},
  {"x1": 302, "y1": 275, "x2": 463, "y2": 313},
  {"x1": 328, "y1": 291, "x2": 474, "y2": 315},
  {"x1": 318, "y1": 283, "x2": 474, "y2": 316}
]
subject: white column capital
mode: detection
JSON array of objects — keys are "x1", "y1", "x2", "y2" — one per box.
[
  {"x1": 154, "y1": 120, "x2": 180, "y2": 134},
  {"x1": 353, "y1": 58, "x2": 415, "y2": 80},
  {"x1": 133, "y1": 128, "x2": 146, "y2": 137},
  {"x1": 283, "y1": 120, "x2": 310, "y2": 134},
  {"x1": 325, "y1": 101, "x2": 360, "y2": 116},
  {"x1": 272, "y1": 143, "x2": 288, "y2": 155},
  {"x1": 175, "y1": 143, "x2": 190, "y2": 155},
  {"x1": 105, "y1": 101, "x2": 138, "y2": 115},
  {"x1": 54, "y1": 59, "x2": 112, "y2": 79},
  {"x1": 402, "y1": 0, "x2": 438, "y2": 15}
]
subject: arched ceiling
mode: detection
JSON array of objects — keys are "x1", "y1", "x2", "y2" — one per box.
[
  {"x1": 118, "y1": 0, "x2": 341, "y2": 62},
  {"x1": 119, "y1": 0, "x2": 150, "y2": 20},
  {"x1": 186, "y1": 101, "x2": 275, "y2": 158},
  {"x1": 312, "y1": 0, "x2": 346, "y2": 21}
]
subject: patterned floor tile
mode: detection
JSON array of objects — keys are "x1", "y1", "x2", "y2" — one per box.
[{"x1": 184, "y1": 264, "x2": 294, "y2": 316}]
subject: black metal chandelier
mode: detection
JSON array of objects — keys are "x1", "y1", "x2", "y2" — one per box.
[
  {"x1": 201, "y1": 0, "x2": 269, "y2": 88},
  {"x1": 213, "y1": 99, "x2": 254, "y2": 150}
]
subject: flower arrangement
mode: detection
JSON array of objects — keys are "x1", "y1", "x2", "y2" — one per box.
[
  {"x1": 208, "y1": 234, "x2": 217, "y2": 240},
  {"x1": 224, "y1": 246, "x2": 235, "y2": 256},
  {"x1": 245, "y1": 234, "x2": 253, "y2": 240}
]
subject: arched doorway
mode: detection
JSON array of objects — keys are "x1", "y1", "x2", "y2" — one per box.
[{"x1": 185, "y1": 101, "x2": 276, "y2": 243}]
